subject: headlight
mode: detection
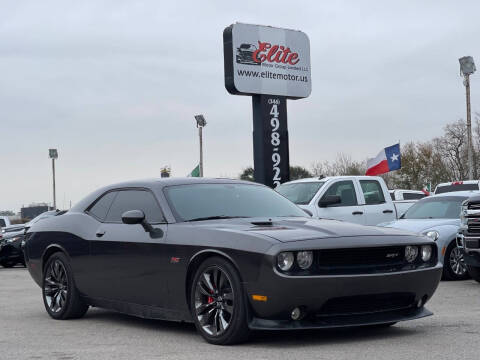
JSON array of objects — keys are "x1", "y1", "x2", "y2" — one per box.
[
  {"x1": 6, "y1": 236, "x2": 21, "y2": 243},
  {"x1": 460, "y1": 205, "x2": 468, "y2": 225},
  {"x1": 296, "y1": 251, "x2": 313, "y2": 270},
  {"x1": 423, "y1": 230, "x2": 439, "y2": 241},
  {"x1": 277, "y1": 252, "x2": 294, "y2": 271},
  {"x1": 421, "y1": 245, "x2": 432, "y2": 262},
  {"x1": 405, "y1": 245, "x2": 419, "y2": 263}
]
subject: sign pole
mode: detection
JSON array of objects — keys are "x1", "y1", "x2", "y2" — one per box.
[{"x1": 252, "y1": 95, "x2": 290, "y2": 187}]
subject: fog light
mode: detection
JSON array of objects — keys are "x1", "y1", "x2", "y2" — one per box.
[
  {"x1": 405, "y1": 246, "x2": 419, "y2": 263},
  {"x1": 421, "y1": 245, "x2": 432, "y2": 262},
  {"x1": 291, "y1": 307, "x2": 302, "y2": 320},
  {"x1": 416, "y1": 299, "x2": 423, "y2": 308}
]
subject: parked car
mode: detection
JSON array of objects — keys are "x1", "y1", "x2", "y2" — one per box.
[
  {"x1": 0, "y1": 216, "x2": 11, "y2": 229},
  {"x1": 434, "y1": 180, "x2": 479, "y2": 194},
  {"x1": 24, "y1": 210, "x2": 63, "y2": 232},
  {"x1": 379, "y1": 191, "x2": 477, "y2": 280},
  {"x1": 276, "y1": 176, "x2": 398, "y2": 225},
  {"x1": 0, "y1": 224, "x2": 26, "y2": 267},
  {"x1": 24, "y1": 178, "x2": 442, "y2": 345},
  {"x1": 456, "y1": 195, "x2": 480, "y2": 283}
]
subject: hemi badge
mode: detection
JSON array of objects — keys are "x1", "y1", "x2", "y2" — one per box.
[{"x1": 252, "y1": 295, "x2": 268, "y2": 302}]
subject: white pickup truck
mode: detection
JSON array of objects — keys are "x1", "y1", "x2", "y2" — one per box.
[{"x1": 276, "y1": 176, "x2": 399, "y2": 225}]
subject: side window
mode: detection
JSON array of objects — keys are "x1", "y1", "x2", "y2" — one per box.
[
  {"x1": 0, "y1": 219, "x2": 6, "y2": 227},
  {"x1": 403, "y1": 193, "x2": 425, "y2": 200},
  {"x1": 360, "y1": 180, "x2": 386, "y2": 205},
  {"x1": 320, "y1": 181, "x2": 358, "y2": 206},
  {"x1": 87, "y1": 191, "x2": 117, "y2": 221},
  {"x1": 105, "y1": 190, "x2": 164, "y2": 224},
  {"x1": 390, "y1": 192, "x2": 395, "y2": 201}
]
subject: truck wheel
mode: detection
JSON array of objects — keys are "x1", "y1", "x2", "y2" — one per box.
[
  {"x1": 443, "y1": 242, "x2": 469, "y2": 280},
  {"x1": 467, "y1": 265, "x2": 480, "y2": 283}
]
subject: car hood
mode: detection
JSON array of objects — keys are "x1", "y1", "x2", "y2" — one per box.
[
  {"x1": 381, "y1": 218, "x2": 460, "y2": 233},
  {"x1": 194, "y1": 217, "x2": 413, "y2": 243}
]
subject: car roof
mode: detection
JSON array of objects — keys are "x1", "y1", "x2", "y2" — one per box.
[
  {"x1": 70, "y1": 177, "x2": 263, "y2": 212},
  {"x1": 280, "y1": 176, "x2": 382, "y2": 185},
  {"x1": 436, "y1": 180, "x2": 479, "y2": 186}
]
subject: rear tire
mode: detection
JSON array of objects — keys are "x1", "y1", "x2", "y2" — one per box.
[
  {"x1": 443, "y1": 242, "x2": 469, "y2": 281},
  {"x1": 467, "y1": 265, "x2": 480, "y2": 283},
  {"x1": 190, "y1": 257, "x2": 250, "y2": 345},
  {"x1": 42, "y1": 252, "x2": 88, "y2": 320},
  {"x1": 0, "y1": 260, "x2": 16, "y2": 268}
]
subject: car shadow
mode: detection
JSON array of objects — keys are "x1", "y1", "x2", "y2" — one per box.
[{"x1": 84, "y1": 309, "x2": 423, "y2": 346}]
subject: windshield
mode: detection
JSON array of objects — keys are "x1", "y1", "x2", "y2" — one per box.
[
  {"x1": 276, "y1": 182, "x2": 325, "y2": 205},
  {"x1": 435, "y1": 183, "x2": 478, "y2": 194},
  {"x1": 164, "y1": 183, "x2": 307, "y2": 221},
  {"x1": 402, "y1": 196, "x2": 467, "y2": 219}
]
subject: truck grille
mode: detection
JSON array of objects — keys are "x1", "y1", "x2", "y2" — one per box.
[
  {"x1": 310, "y1": 245, "x2": 436, "y2": 275},
  {"x1": 466, "y1": 200, "x2": 480, "y2": 234}
]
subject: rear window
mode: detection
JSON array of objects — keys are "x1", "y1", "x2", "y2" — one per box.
[
  {"x1": 435, "y1": 183, "x2": 479, "y2": 194},
  {"x1": 0, "y1": 219, "x2": 5, "y2": 227},
  {"x1": 403, "y1": 193, "x2": 426, "y2": 200}
]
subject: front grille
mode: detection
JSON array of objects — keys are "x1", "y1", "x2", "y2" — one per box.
[
  {"x1": 310, "y1": 246, "x2": 436, "y2": 275},
  {"x1": 467, "y1": 219, "x2": 480, "y2": 233},
  {"x1": 468, "y1": 202, "x2": 480, "y2": 210},
  {"x1": 317, "y1": 293, "x2": 415, "y2": 316}
]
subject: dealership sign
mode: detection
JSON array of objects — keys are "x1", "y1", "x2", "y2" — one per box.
[
  {"x1": 223, "y1": 23, "x2": 311, "y2": 99},
  {"x1": 223, "y1": 23, "x2": 311, "y2": 188}
]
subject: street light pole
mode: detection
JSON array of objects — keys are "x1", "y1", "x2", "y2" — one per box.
[
  {"x1": 465, "y1": 74, "x2": 473, "y2": 180},
  {"x1": 194, "y1": 115, "x2": 207, "y2": 177},
  {"x1": 52, "y1": 158, "x2": 56, "y2": 209},
  {"x1": 459, "y1": 56, "x2": 476, "y2": 180},
  {"x1": 49, "y1": 149, "x2": 58, "y2": 209}
]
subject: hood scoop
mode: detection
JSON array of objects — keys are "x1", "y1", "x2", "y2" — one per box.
[{"x1": 251, "y1": 220, "x2": 273, "y2": 226}]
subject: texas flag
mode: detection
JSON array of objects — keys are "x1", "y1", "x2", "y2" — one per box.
[{"x1": 365, "y1": 143, "x2": 401, "y2": 176}]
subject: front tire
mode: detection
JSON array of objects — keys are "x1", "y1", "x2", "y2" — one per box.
[
  {"x1": 42, "y1": 252, "x2": 88, "y2": 319},
  {"x1": 0, "y1": 260, "x2": 17, "y2": 268},
  {"x1": 443, "y1": 242, "x2": 469, "y2": 280},
  {"x1": 467, "y1": 265, "x2": 480, "y2": 283},
  {"x1": 190, "y1": 257, "x2": 250, "y2": 345}
]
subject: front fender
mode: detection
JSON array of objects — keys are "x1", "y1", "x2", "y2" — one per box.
[{"x1": 425, "y1": 225, "x2": 459, "y2": 263}]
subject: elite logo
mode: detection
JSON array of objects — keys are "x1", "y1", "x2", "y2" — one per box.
[{"x1": 236, "y1": 41, "x2": 300, "y2": 66}]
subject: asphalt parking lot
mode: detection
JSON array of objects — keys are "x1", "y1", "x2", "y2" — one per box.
[{"x1": 1, "y1": 267, "x2": 479, "y2": 360}]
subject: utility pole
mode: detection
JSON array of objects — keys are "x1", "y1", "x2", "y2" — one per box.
[
  {"x1": 49, "y1": 149, "x2": 58, "y2": 209},
  {"x1": 459, "y1": 56, "x2": 476, "y2": 180},
  {"x1": 194, "y1": 115, "x2": 207, "y2": 177}
]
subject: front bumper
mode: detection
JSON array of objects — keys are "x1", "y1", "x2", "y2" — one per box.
[
  {"x1": 456, "y1": 233, "x2": 480, "y2": 267},
  {"x1": 245, "y1": 263, "x2": 442, "y2": 329}
]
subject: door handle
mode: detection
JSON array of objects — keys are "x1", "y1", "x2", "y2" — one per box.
[
  {"x1": 383, "y1": 209, "x2": 394, "y2": 214},
  {"x1": 96, "y1": 230, "x2": 106, "y2": 237},
  {"x1": 352, "y1": 211, "x2": 363, "y2": 215}
]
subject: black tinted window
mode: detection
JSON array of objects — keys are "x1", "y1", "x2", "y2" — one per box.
[
  {"x1": 321, "y1": 181, "x2": 358, "y2": 206},
  {"x1": 0, "y1": 219, "x2": 5, "y2": 227},
  {"x1": 435, "y1": 184, "x2": 479, "y2": 194},
  {"x1": 88, "y1": 191, "x2": 117, "y2": 221},
  {"x1": 403, "y1": 193, "x2": 425, "y2": 200},
  {"x1": 105, "y1": 190, "x2": 164, "y2": 223},
  {"x1": 360, "y1": 180, "x2": 386, "y2": 205}
]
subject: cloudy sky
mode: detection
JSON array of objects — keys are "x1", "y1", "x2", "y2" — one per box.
[{"x1": 1, "y1": 0, "x2": 479, "y2": 212}]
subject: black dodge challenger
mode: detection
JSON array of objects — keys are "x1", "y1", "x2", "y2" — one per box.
[{"x1": 24, "y1": 178, "x2": 442, "y2": 344}]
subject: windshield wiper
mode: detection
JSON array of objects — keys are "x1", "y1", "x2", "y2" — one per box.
[{"x1": 186, "y1": 215, "x2": 249, "y2": 222}]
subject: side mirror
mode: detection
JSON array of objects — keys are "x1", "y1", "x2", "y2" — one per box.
[
  {"x1": 121, "y1": 210, "x2": 145, "y2": 225},
  {"x1": 121, "y1": 210, "x2": 164, "y2": 238},
  {"x1": 318, "y1": 195, "x2": 341, "y2": 208}
]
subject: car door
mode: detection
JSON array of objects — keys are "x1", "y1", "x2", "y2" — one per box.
[
  {"x1": 87, "y1": 188, "x2": 168, "y2": 307},
  {"x1": 359, "y1": 179, "x2": 395, "y2": 225},
  {"x1": 315, "y1": 180, "x2": 366, "y2": 224}
]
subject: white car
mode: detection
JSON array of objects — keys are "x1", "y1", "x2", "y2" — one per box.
[
  {"x1": 434, "y1": 180, "x2": 479, "y2": 194},
  {"x1": 276, "y1": 176, "x2": 397, "y2": 225},
  {"x1": 389, "y1": 189, "x2": 427, "y2": 201}
]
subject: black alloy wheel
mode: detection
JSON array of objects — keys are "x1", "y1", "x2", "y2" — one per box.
[
  {"x1": 443, "y1": 242, "x2": 469, "y2": 280},
  {"x1": 42, "y1": 252, "x2": 89, "y2": 319},
  {"x1": 190, "y1": 257, "x2": 249, "y2": 345}
]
